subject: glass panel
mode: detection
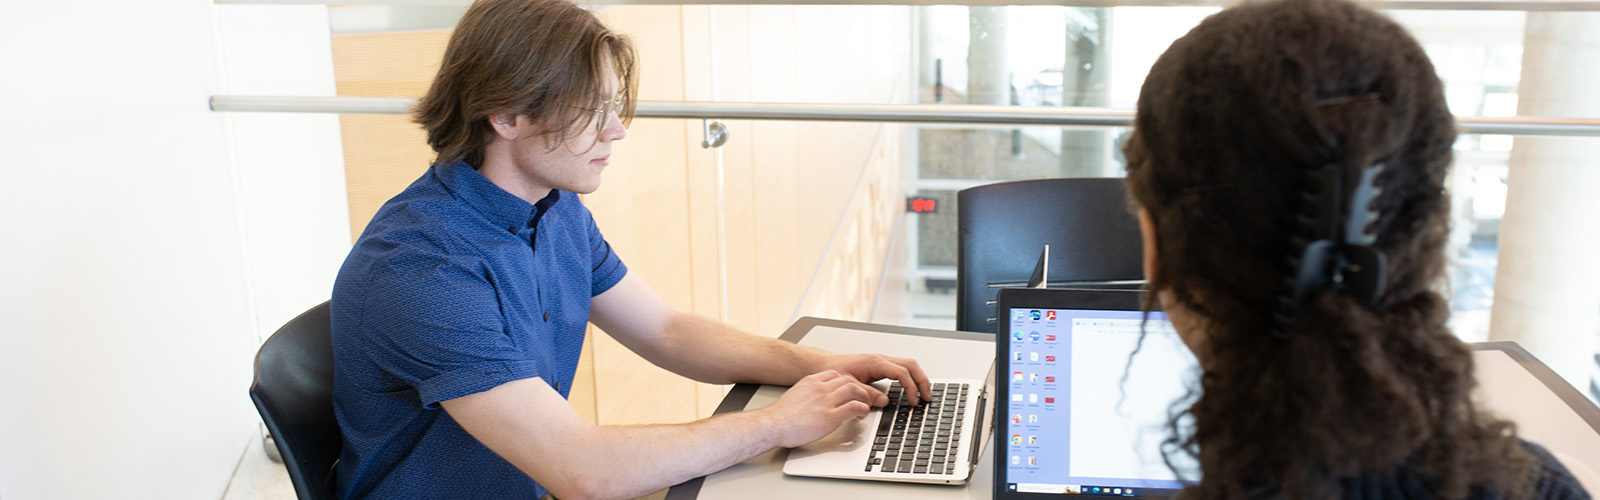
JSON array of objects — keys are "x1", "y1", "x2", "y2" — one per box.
[
  {"x1": 1446, "y1": 135, "x2": 1511, "y2": 343},
  {"x1": 305, "y1": 2, "x2": 1599, "y2": 399},
  {"x1": 328, "y1": 6, "x2": 467, "y2": 35}
]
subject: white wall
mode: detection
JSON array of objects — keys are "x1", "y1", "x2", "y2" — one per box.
[
  {"x1": 0, "y1": 2, "x2": 348, "y2": 498},
  {"x1": 214, "y1": 5, "x2": 352, "y2": 345}
]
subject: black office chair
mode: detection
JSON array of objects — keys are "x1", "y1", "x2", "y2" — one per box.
[
  {"x1": 250, "y1": 301, "x2": 340, "y2": 500},
  {"x1": 956, "y1": 178, "x2": 1145, "y2": 333}
]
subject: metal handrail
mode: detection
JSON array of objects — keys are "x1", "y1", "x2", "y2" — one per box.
[
  {"x1": 208, "y1": 95, "x2": 1600, "y2": 137},
  {"x1": 212, "y1": 0, "x2": 1600, "y2": 11}
]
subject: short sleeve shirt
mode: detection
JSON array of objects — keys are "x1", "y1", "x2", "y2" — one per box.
[{"x1": 330, "y1": 161, "x2": 627, "y2": 499}]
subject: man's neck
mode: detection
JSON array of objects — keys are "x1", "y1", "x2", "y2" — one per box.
[{"x1": 477, "y1": 150, "x2": 553, "y2": 205}]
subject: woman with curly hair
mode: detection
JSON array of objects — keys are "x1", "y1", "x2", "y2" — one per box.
[{"x1": 1123, "y1": 0, "x2": 1591, "y2": 497}]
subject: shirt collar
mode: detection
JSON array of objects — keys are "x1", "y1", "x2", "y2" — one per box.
[{"x1": 434, "y1": 161, "x2": 562, "y2": 231}]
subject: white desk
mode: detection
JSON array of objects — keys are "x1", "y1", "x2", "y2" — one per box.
[{"x1": 665, "y1": 318, "x2": 1600, "y2": 499}]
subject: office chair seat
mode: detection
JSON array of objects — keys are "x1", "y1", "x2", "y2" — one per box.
[{"x1": 250, "y1": 301, "x2": 340, "y2": 500}]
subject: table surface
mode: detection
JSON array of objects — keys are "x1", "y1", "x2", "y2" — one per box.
[{"x1": 665, "y1": 317, "x2": 1600, "y2": 499}]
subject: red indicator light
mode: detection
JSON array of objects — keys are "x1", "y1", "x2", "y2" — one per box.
[{"x1": 907, "y1": 197, "x2": 938, "y2": 213}]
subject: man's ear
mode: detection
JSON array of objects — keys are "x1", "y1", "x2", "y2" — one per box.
[
  {"x1": 489, "y1": 112, "x2": 522, "y2": 140},
  {"x1": 1138, "y1": 207, "x2": 1159, "y2": 284}
]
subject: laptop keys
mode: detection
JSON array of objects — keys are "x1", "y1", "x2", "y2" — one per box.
[{"x1": 863, "y1": 381, "x2": 970, "y2": 474}]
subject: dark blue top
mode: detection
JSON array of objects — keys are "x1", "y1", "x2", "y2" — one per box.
[
  {"x1": 1336, "y1": 441, "x2": 1590, "y2": 500},
  {"x1": 330, "y1": 161, "x2": 627, "y2": 499}
]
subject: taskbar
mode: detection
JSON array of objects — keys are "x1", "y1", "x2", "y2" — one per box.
[{"x1": 1008, "y1": 483, "x2": 1146, "y2": 496}]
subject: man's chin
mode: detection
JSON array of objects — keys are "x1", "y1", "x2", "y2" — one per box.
[{"x1": 568, "y1": 180, "x2": 602, "y2": 195}]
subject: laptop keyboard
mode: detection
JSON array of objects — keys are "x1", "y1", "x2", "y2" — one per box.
[{"x1": 865, "y1": 381, "x2": 968, "y2": 475}]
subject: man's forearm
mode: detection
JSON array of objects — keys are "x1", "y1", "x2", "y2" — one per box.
[
  {"x1": 555, "y1": 408, "x2": 780, "y2": 499},
  {"x1": 646, "y1": 312, "x2": 825, "y2": 386},
  {"x1": 446, "y1": 375, "x2": 873, "y2": 500}
]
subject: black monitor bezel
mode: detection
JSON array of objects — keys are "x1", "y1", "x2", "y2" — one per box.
[{"x1": 992, "y1": 287, "x2": 1185, "y2": 500}]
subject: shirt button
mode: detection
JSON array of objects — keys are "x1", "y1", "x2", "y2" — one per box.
[{"x1": 543, "y1": 312, "x2": 550, "y2": 322}]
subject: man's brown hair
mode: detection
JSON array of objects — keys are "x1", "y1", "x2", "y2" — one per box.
[{"x1": 414, "y1": 0, "x2": 638, "y2": 167}]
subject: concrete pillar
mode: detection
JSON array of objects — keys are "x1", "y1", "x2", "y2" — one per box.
[
  {"x1": 1490, "y1": 12, "x2": 1600, "y2": 390},
  {"x1": 967, "y1": 7, "x2": 1009, "y2": 106},
  {"x1": 1059, "y1": 8, "x2": 1110, "y2": 177},
  {"x1": 918, "y1": 7, "x2": 939, "y2": 95}
]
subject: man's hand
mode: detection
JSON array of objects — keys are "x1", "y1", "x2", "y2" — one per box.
[
  {"x1": 760, "y1": 370, "x2": 877, "y2": 448},
  {"x1": 814, "y1": 353, "x2": 933, "y2": 407}
]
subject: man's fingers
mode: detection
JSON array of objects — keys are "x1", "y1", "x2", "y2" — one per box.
[
  {"x1": 807, "y1": 369, "x2": 843, "y2": 383},
  {"x1": 833, "y1": 400, "x2": 871, "y2": 420},
  {"x1": 902, "y1": 359, "x2": 933, "y2": 403},
  {"x1": 863, "y1": 384, "x2": 889, "y2": 407},
  {"x1": 882, "y1": 356, "x2": 931, "y2": 403},
  {"x1": 828, "y1": 381, "x2": 873, "y2": 406},
  {"x1": 887, "y1": 365, "x2": 921, "y2": 405}
]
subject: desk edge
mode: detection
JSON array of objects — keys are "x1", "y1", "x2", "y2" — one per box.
[{"x1": 1473, "y1": 340, "x2": 1600, "y2": 435}]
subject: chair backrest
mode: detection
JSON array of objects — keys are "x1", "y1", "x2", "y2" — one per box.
[
  {"x1": 250, "y1": 301, "x2": 339, "y2": 500},
  {"x1": 956, "y1": 178, "x2": 1145, "y2": 333}
]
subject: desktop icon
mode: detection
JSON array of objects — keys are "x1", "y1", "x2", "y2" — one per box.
[
  {"x1": 1030, "y1": 310, "x2": 1042, "y2": 320},
  {"x1": 1012, "y1": 456, "x2": 1021, "y2": 465},
  {"x1": 1013, "y1": 371, "x2": 1024, "y2": 381},
  {"x1": 1014, "y1": 331, "x2": 1025, "y2": 341},
  {"x1": 1029, "y1": 373, "x2": 1039, "y2": 383},
  {"x1": 1014, "y1": 310, "x2": 1028, "y2": 320},
  {"x1": 1028, "y1": 435, "x2": 1037, "y2": 444},
  {"x1": 1046, "y1": 334, "x2": 1057, "y2": 341},
  {"x1": 1045, "y1": 376, "x2": 1056, "y2": 382},
  {"x1": 1011, "y1": 434, "x2": 1022, "y2": 445},
  {"x1": 1012, "y1": 394, "x2": 1023, "y2": 402},
  {"x1": 1013, "y1": 414, "x2": 1023, "y2": 424},
  {"x1": 1046, "y1": 311, "x2": 1057, "y2": 320},
  {"x1": 1029, "y1": 352, "x2": 1039, "y2": 361},
  {"x1": 1045, "y1": 397, "x2": 1055, "y2": 404},
  {"x1": 1029, "y1": 331, "x2": 1042, "y2": 342},
  {"x1": 1028, "y1": 414, "x2": 1038, "y2": 424},
  {"x1": 1028, "y1": 394, "x2": 1038, "y2": 403},
  {"x1": 1028, "y1": 456, "x2": 1037, "y2": 466},
  {"x1": 1046, "y1": 355, "x2": 1056, "y2": 362},
  {"x1": 1015, "y1": 352, "x2": 1024, "y2": 361}
]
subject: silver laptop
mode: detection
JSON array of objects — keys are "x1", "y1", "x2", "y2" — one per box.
[{"x1": 782, "y1": 367, "x2": 996, "y2": 484}]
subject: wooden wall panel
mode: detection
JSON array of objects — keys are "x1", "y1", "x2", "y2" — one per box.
[
  {"x1": 677, "y1": 5, "x2": 719, "y2": 322},
  {"x1": 711, "y1": 6, "x2": 760, "y2": 337},
  {"x1": 330, "y1": 30, "x2": 449, "y2": 240},
  {"x1": 747, "y1": 7, "x2": 803, "y2": 340},
  {"x1": 673, "y1": 6, "x2": 736, "y2": 418},
  {"x1": 587, "y1": 5, "x2": 703, "y2": 426}
]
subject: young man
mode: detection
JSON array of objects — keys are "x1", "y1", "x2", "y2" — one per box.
[{"x1": 328, "y1": 0, "x2": 933, "y2": 498}]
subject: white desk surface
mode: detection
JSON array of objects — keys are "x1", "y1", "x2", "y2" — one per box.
[{"x1": 666, "y1": 319, "x2": 1600, "y2": 499}]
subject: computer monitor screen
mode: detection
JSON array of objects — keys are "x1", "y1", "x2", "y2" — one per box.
[{"x1": 1003, "y1": 307, "x2": 1199, "y2": 497}]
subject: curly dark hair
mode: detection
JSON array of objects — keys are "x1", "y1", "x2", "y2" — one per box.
[{"x1": 1122, "y1": 0, "x2": 1533, "y2": 497}]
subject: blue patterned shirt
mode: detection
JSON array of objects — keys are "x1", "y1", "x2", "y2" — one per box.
[{"x1": 331, "y1": 161, "x2": 627, "y2": 499}]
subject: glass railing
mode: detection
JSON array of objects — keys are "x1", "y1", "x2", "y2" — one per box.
[{"x1": 210, "y1": 0, "x2": 1600, "y2": 406}]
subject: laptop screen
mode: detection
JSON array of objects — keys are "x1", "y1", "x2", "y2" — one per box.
[{"x1": 1002, "y1": 305, "x2": 1199, "y2": 497}]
